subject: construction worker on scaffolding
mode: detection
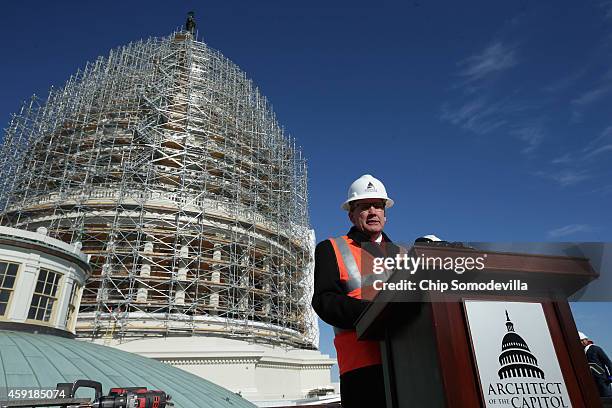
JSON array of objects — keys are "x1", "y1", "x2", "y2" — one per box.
[{"x1": 312, "y1": 174, "x2": 395, "y2": 407}]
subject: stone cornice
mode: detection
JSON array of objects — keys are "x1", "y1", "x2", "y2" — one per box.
[
  {"x1": 158, "y1": 355, "x2": 336, "y2": 370},
  {"x1": 161, "y1": 357, "x2": 259, "y2": 365},
  {"x1": 256, "y1": 362, "x2": 334, "y2": 370}
]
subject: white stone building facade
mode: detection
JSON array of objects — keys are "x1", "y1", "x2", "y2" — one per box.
[
  {"x1": 98, "y1": 336, "x2": 337, "y2": 405},
  {"x1": 0, "y1": 226, "x2": 90, "y2": 334}
]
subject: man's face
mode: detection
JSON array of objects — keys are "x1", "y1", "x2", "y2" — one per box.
[
  {"x1": 581, "y1": 338, "x2": 589, "y2": 347},
  {"x1": 348, "y1": 198, "x2": 386, "y2": 236}
]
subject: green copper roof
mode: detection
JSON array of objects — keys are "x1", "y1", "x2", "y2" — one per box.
[{"x1": 0, "y1": 330, "x2": 255, "y2": 408}]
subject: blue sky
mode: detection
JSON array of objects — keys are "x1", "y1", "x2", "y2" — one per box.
[{"x1": 1, "y1": 1, "x2": 611, "y2": 381}]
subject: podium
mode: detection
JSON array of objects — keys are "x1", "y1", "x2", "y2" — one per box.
[{"x1": 356, "y1": 244, "x2": 603, "y2": 408}]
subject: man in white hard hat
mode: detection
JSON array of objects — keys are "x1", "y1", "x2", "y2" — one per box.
[
  {"x1": 579, "y1": 331, "x2": 612, "y2": 397},
  {"x1": 311, "y1": 174, "x2": 396, "y2": 407}
]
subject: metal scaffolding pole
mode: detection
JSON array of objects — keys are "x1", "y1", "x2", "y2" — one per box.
[{"x1": 0, "y1": 30, "x2": 317, "y2": 349}]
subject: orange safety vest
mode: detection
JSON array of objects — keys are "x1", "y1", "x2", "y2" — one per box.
[{"x1": 329, "y1": 235, "x2": 382, "y2": 375}]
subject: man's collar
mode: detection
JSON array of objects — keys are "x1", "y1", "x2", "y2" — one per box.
[{"x1": 347, "y1": 226, "x2": 391, "y2": 243}]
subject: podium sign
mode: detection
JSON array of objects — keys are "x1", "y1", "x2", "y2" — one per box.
[
  {"x1": 465, "y1": 301, "x2": 572, "y2": 408},
  {"x1": 356, "y1": 245, "x2": 603, "y2": 408}
]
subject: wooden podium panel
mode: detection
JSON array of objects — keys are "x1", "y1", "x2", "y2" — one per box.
[{"x1": 356, "y1": 245, "x2": 602, "y2": 408}]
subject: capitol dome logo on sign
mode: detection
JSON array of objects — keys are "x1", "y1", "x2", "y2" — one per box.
[
  {"x1": 498, "y1": 311, "x2": 545, "y2": 380},
  {"x1": 465, "y1": 301, "x2": 572, "y2": 408}
]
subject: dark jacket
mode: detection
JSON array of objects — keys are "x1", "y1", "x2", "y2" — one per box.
[
  {"x1": 311, "y1": 226, "x2": 397, "y2": 330},
  {"x1": 586, "y1": 344, "x2": 612, "y2": 381}
]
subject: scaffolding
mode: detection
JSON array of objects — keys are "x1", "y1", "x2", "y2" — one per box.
[{"x1": 0, "y1": 31, "x2": 317, "y2": 348}]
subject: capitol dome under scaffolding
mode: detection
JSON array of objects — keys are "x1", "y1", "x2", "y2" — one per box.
[{"x1": 0, "y1": 28, "x2": 317, "y2": 350}]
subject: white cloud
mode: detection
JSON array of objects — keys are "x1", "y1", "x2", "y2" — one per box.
[
  {"x1": 536, "y1": 169, "x2": 590, "y2": 187},
  {"x1": 550, "y1": 124, "x2": 612, "y2": 167},
  {"x1": 589, "y1": 183, "x2": 612, "y2": 195},
  {"x1": 441, "y1": 97, "x2": 525, "y2": 135},
  {"x1": 571, "y1": 85, "x2": 612, "y2": 107},
  {"x1": 442, "y1": 40, "x2": 528, "y2": 148},
  {"x1": 547, "y1": 224, "x2": 593, "y2": 238},
  {"x1": 441, "y1": 98, "x2": 486, "y2": 125},
  {"x1": 585, "y1": 144, "x2": 612, "y2": 157},
  {"x1": 571, "y1": 85, "x2": 612, "y2": 123},
  {"x1": 554, "y1": 170, "x2": 590, "y2": 186},
  {"x1": 582, "y1": 125, "x2": 612, "y2": 157},
  {"x1": 550, "y1": 153, "x2": 574, "y2": 165},
  {"x1": 542, "y1": 124, "x2": 612, "y2": 190},
  {"x1": 543, "y1": 69, "x2": 587, "y2": 93},
  {"x1": 511, "y1": 125, "x2": 545, "y2": 154},
  {"x1": 458, "y1": 42, "x2": 518, "y2": 84}
]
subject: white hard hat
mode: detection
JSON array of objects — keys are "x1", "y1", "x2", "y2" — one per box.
[
  {"x1": 420, "y1": 234, "x2": 442, "y2": 242},
  {"x1": 578, "y1": 331, "x2": 588, "y2": 340},
  {"x1": 342, "y1": 174, "x2": 394, "y2": 211}
]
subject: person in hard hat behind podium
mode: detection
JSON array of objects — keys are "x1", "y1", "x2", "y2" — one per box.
[
  {"x1": 311, "y1": 174, "x2": 396, "y2": 407},
  {"x1": 579, "y1": 331, "x2": 612, "y2": 397}
]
